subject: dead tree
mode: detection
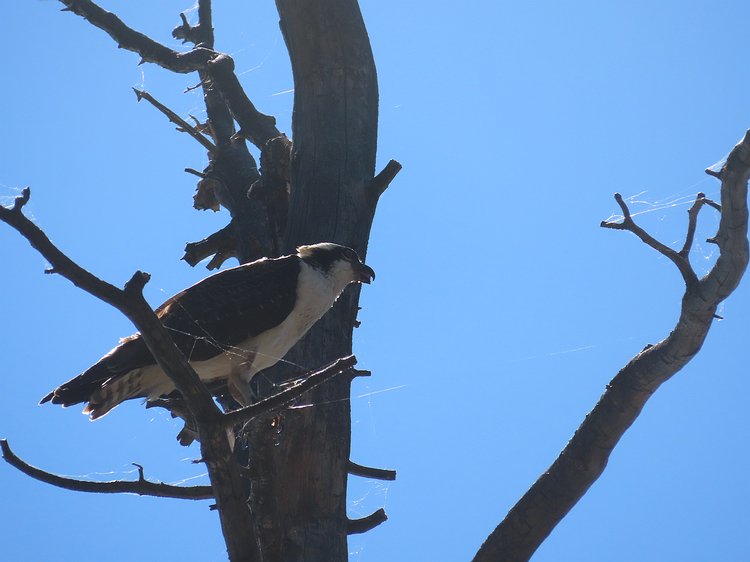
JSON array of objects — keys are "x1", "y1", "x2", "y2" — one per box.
[
  {"x1": 3, "y1": 1, "x2": 749, "y2": 561},
  {"x1": 2, "y1": 1, "x2": 396, "y2": 561}
]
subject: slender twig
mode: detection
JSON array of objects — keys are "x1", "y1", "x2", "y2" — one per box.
[
  {"x1": 369, "y1": 159, "x2": 402, "y2": 200},
  {"x1": 473, "y1": 130, "x2": 750, "y2": 562},
  {"x1": 347, "y1": 508, "x2": 388, "y2": 535},
  {"x1": 347, "y1": 460, "x2": 396, "y2": 481},
  {"x1": 601, "y1": 192, "x2": 699, "y2": 286},
  {"x1": 133, "y1": 89, "x2": 216, "y2": 154},
  {"x1": 223, "y1": 356, "x2": 357, "y2": 428},
  {"x1": 1, "y1": 440, "x2": 213, "y2": 500}
]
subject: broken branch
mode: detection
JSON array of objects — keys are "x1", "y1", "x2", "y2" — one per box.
[
  {"x1": 182, "y1": 223, "x2": 237, "y2": 268},
  {"x1": 369, "y1": 159, "x2": 402, "y2": 200},
  {"x1": 347, "y1": 508, "x2": 388, "y2": 535}
]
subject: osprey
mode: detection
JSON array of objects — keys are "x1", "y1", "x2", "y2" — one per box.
[{"x1": 41, "y1": 243, "x2": 375, "y2": 419}]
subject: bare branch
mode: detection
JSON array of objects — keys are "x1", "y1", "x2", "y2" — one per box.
[
  {"x1": 1, "y1": 187, "x2": 124, "y2": 307},
  {"x1": 473, "y1": 130, "x2": 750, "y2": 562},
  {"x1": 1, "y1": 190, "x2": 259, "y2": 561},
  {"x1": 0, "y1": 190, "x2": 218, "y2": 419},
  {"x1": 349, "y1": 368, "x2": 372, "y2": 379},
  {"x1": 223, "y1": 356, "x2": 357, "y2": 428},
  {"x1": 208, "y1": 54, "x2": 281, "y2": 149},
  {"x1": 60, "y1": 1, "x2": 280, "y2": 152},
  {"x1": 59, "y1": 0, "x2": 214, "y2": 72},
  {"x1": 133, "y1": 89, "x2": 216, "y2": 155},
  {"x1": 369, "y1": 159, "x2": 402, "y2": 200},
  {"x1": 347, "y1": 508, "x2": 388, "y2": 535},
  {"x1": 601, "y1": 192, "x2": 698, "y2": 286},
  {"x1": 185, "y1": 167, "x2": 208, "y2": 179},
  {"x1": 1, "y1": 440, "x2": 213, "y2": 500},
  {"x1": 347, "y1": 460, "x2": 396, "y2": 481}
]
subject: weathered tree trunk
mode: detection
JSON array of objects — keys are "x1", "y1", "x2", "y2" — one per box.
[{"x1": 244, "y1": 1, "x2": 381, "y2": 560}]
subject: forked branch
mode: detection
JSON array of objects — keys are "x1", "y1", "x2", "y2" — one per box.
[
  {"x1": 473, "y1": 130, "x2": 750, "y2": 562},
  {"x1": 600, "y1": 192, "x2": 704, "y2": 286}
]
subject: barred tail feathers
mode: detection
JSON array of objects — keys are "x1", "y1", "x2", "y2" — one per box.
[{"x1": 84, "y1": 369, "x2": 146, "y2": 420}]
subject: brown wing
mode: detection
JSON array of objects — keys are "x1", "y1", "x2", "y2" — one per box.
[
  {"x1": 156, "y1": 255, "x2": 300, "y2": 361},
  {"x1": 41, "y1": 255, "x2": 301, "y2": 407}
]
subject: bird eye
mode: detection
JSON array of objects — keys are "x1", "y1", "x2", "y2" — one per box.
[{"x1": 344, "y1": 248, "x2": 357, "y2": 261}]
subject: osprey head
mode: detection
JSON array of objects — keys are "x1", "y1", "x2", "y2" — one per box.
[{"x1": 296, "y1": 242, "x2": 375, "y2": 285}]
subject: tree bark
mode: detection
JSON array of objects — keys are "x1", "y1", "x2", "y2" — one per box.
[{"x1": 242, "y1": 1, "x2": 382, "y2": 560}]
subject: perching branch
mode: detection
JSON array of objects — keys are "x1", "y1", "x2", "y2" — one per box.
[
  {"x1": 1, "y1": 440, "x2": 213, "y2": 500},
  {"x1": 0, "y1": 190, "x2": 260, "y2": 562},
  {"x1": 223, "y1": 356, "x2": 357, "y2": 428},
  {"x1": 133, "y1": 89, "x2": 216, "y2": 155},
  {"x1": 473, "y1": 129, "x2": 750, "y2": 562}
]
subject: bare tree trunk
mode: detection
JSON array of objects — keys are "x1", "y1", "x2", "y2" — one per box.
[{"x1": 243, "y1": 1, "x2": 386, "y2": 560}]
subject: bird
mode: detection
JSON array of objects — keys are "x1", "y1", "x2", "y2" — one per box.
[{"x1": 40, "y1": 242, "x2": 375, "y2": 419}]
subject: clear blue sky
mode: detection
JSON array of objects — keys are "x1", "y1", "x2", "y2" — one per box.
[{"x1": 2, "y1": 1, "x2": 749, "y2": 561}]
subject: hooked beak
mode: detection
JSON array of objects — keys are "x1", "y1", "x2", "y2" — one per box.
[{"x1": 357, "y1": 262, "x2": 376, "y2": 284}]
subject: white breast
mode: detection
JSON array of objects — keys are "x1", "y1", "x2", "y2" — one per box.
[
  {"x1": 138, "y1": 261, "x2": 347, "y2": 400},
  {"x1": 239, "y1": 261, "x2": 338, "y2": 377}
]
